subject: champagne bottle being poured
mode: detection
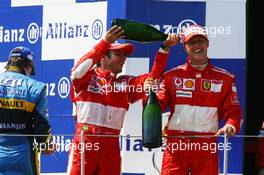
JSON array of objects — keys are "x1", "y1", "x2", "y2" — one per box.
[{"x1": 111, "y1": 18, "x2": 168, "y2": 43}]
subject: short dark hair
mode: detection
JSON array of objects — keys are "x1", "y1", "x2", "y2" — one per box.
[
  {"x1": 105, "y1": 51, "x2": 112, "y2": 58},
  {"x1": 5, "y1": 56, "x2": 33, "y2": 75},
  {"x1": 6, "y1": 46, "x2": 35, "y2": 75},
  {"x1": 7, "y1": 46, "x2": 35, "y2": 75},
  {"x1": 96, "y1": 51, "x2": 112, "y2": 67}
]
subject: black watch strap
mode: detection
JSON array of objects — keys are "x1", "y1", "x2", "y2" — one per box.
[{"x1": 160, "y1": 44, "x2": 170, "y2": 50}]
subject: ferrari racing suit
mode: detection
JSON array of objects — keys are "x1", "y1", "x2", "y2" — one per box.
[
  {"x1": 157, "y1": 58, "x2": 242, "y2": 175},
  {"x1": 67, "y1": 39, "x2": 169, "y2": 175}
]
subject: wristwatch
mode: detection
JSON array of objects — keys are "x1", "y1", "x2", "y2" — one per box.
[{"x1": 160, "y1": 44, "x2": 170, "y2": 51}]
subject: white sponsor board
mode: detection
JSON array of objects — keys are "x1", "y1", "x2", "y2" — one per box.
[
  {"x1": 206, "y1": 0, "x2": 246, "y2": 59},
  {"x1": 0, "y1": 62, "x2": 6, "y2": 73},
  {"x1": 42, "y1": 2, "x2": 107, "y2": 60}
]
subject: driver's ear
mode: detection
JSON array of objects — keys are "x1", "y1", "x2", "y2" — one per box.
[
  {"x1": 24, "y1": 65, "x2": 31, "y2": 76},
  {"x1": 101, "y1": 55, "x2": 107, "y2": 62},
  {"x1": 183, "y1": 44, "x2": 187, "y2": 52},
  {"x1": 206, "y1": 40, "x2": 209, "y2": 48}
]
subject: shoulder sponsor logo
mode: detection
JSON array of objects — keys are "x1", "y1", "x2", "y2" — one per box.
[
  {"x1": 231, "y1": 93, "x2": 240, "y2": 105},
  {"x1": 232, "y1": 83, "x2": 237, "y2": 92},
  {"x1": 176, "y1": 90, "x2": 192, "y2": 98},
  {"x1": 231, "y1": 83, "x2": 239, "y2": 105}
]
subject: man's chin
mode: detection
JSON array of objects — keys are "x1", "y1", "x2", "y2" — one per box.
[
  {"x1": 113, "y1": 69, "x2": 122, "y2": 74},
  {"x1": 192, "y1": 55, "x2": 206, "y2": 62}
]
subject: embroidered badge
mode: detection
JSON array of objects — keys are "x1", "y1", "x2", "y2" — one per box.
[{"x1": 202, "y1": 79, "x2": 211, "y2": 91}]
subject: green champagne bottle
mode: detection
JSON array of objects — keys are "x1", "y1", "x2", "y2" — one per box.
[
  {"x1": 111, "y1": 18, "x2": 168, "y2": 43},
  {"x1": 142, "y1": 90, "x2": 162, "y2": 148}
]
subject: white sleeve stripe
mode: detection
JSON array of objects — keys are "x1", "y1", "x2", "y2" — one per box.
[
  {"x1": 70, "y1": 59, "x2": 93, "y2": 80},
  {"x1": 211, "y1": 67, "x2": 234, "y2": 78}
]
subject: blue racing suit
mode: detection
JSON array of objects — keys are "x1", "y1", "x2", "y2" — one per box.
[{"x1": 0, "y1": 71, "x2": 51, "y2": 175}]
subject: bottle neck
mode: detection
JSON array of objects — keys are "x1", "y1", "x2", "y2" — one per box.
[
  {"x1": 112, "y1": 18, "x2": 168, "y2": 42},
  {"x1": 147, "y1": 90, "x2": 157, "y2": 104}
]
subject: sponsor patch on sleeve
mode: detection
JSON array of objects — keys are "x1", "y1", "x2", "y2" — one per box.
[{"x1": 231, "y1": 83, "x2": 240, "y2": 105}]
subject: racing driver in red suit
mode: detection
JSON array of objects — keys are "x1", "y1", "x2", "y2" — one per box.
[
  {"x1": 67, "y1": 25, "x2": 179, "y2": 175},
  {"x1": 144, "y1": 24, "x2": 242, "y2": 175}
]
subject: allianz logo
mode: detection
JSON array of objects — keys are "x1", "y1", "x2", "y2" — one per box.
[
  {"x1": 46, "y1": 77, "x2": 70, "y2": 99},
  {"x1": 45, "y1": 22, "x2": 89, "y2": 39},
  {"x1": 0, "y1": 19, "x2": 103, "y2": 44}
]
